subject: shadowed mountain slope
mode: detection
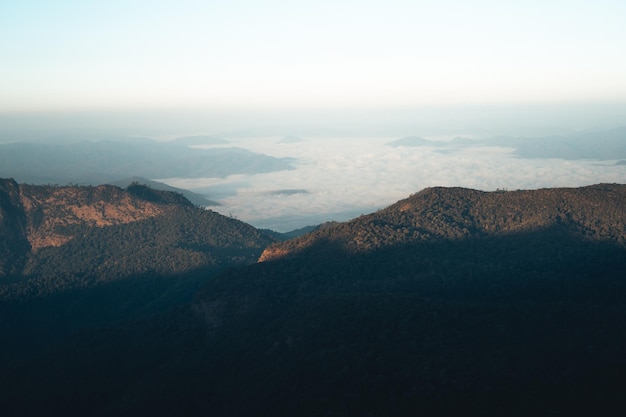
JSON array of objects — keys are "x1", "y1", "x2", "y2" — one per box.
[
  {"x1": 0, "y1": 178, "x2": 275, "y2": 361},
  {"x1": 2, "y1": 184, "x2": 626, "y2": 416},
  {"x1": 184, "y1": 184, "x2": 626, "y2": 415}
]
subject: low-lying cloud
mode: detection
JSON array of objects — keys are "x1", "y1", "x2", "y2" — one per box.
[{"x1": 161, "y1": 137, "x2": 626, "y2": 232}]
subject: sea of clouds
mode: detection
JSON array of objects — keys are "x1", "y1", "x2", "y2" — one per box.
[{"x1": 160, "y1": 137, "x2": 626, "y2": 232}]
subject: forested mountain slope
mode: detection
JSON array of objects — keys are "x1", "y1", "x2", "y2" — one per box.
[
  {"x1": 260, "y1": 184, "x2": 626, "y2": 261},
  {"x1": 3, "y1": 183, "x2": 626, "y2": 416},
  {"x1": 186, "y1": 184, "x2": 626, "y2": 415},
  {"x1": 0, "y1": 178, "x2": 273, "y2": 288},
  {"x1": 0, "y1": 178, "x2": 274, "y2": 360}
]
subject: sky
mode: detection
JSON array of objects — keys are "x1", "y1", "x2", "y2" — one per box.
[
  {"x1": 2, "y1": 0, "x2": 626, "y2": 114},
  {"x1": 1, "y1": 0, "x2": 625, "y2": 232}
]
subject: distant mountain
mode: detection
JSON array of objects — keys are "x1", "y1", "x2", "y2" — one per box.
[
  {"x1": 260, "y1": 221, "x2": 337, "y2": 241},
  {"x1": 492, "y1": 126, "x2": 626, "y2": 159},
  {"x1": 277, "y1": 135, "x2": 303, "y2": 144},
  {"x1": 386, "y1": 136, "x2": 479, "y2": 147},
  {"x1": 0, "y1": 140, "x2": 293, "y2": 185},
  {"x1": 484, "y1": 128, "x2": 626, "y2": 160},
  {"x1": 107, "y1": 177, "x2": 219, "y2": 206},
  {"x1": 3, "y1": 183, "x2": 626, "y2": 416},
  {"x1": 386, "y1": 136, "x2": 435, "y2": 147},
  {"x1": 267, "y1": 188, "x2": 309, "y2": 196},
  {"x1": 171, "y1": 135, "x2": 229, "y2": 145},
  {"x1": 387, "y1": 127, "x2": 626, "y2": 160}
]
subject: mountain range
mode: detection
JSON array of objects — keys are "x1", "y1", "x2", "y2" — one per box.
[
  {"x1": 387, "y1": 126, "x2": 626, "y2": 160},
  {"x1": 1, "y1": 179, "x2": 626, "y2": 416},
  {"x1": 0, "y1": 138, "x2": 293, "y2": 185}
]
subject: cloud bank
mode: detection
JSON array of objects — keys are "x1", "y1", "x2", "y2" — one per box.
[{"x1": 161, "y1": 137, "x2": 626, "y2": 232}]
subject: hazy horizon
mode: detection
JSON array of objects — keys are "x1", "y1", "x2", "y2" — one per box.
[
  {"x1": 2, "y1": 102, "x2": 626, "y2": 143},
  {"x1": 2, "y1": 1, "x2": 626, "y2": 231},
  {"x1": 155, "y1": 134, "x2": 626, "y2": 231}
]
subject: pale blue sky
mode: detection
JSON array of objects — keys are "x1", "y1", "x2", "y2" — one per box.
[{"x1": 2, "y1": 0, "x2": 626, "y2": 112}]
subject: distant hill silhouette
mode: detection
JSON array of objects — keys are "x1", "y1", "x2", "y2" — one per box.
[
  {"x1": 386, "y1": 136, "x2": 436, "y2": 147},
  {"x1": 277, "y1": 135, "x2": 303, "y2": 144},
  {"x1": 107, "y1": 177, "x2": 219, "y2": 206},
  {"x1": 171, "y1": 135, "x2": 229, "y2": 145},
  {"x1": 0, "y1": 140, "x2": 293, "y2": 185},
  {"x1": 387, "y1": 127, "x2": 626, "y2": 159},
  {"x1": 493, "y1": 126, "x2": 626, "y2": 159}
]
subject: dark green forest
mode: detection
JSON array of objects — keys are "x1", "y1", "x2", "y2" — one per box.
[
  {"x1": 2, "y1": 181, "x2": 626, "y2": 416},
  {"x1": 0, "y1": 179, "x2": 274, "y2": 363}
]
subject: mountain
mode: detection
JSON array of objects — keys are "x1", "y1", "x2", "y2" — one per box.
[
  {"x1": 200, "y1": 184, "x2": 626, "y2": 415},
  {"x1": 386, "y1": 136, "x2": 435, "y2": 147},
  {"x1": 0, "y1": 178, "x2": 274, "y2": 292},
  {"x1": 107, "y1": 177, "x2": 219, "y2": 207},
  {"x1": 260, "y1": 221, "x2": 337, "y2": 241},
  {"x1": 171, "y1": 135, "x2": 229, "y2": 145},
  {"x1": 386, "y1": 127, "x2": 626, "y2": 160},
  {"x1": 186, "y1": 184, "x2": 626, "y2": 415},
  {"x1": 277, "y1": 135, "x2": 303, "y2": 144},
  {"x1": 492, "y1": 126, "x2": 626, "y2": 159},
  {"x1": 2, "y1": 183, "x2": 626, "y2": 416},
  {"x1": 0, "y1": 178, "x2": 275, "y2": 361},
  {"x1": 0, "y1": 139, "x2": 293, "y2": 185},
  {"x1": 260, "y1": 184, "x2": 626, "y2": 260}
]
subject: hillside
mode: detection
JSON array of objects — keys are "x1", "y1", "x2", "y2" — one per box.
[
  {"x1": 1, "y1": 178, "x2": 271, "y2": 279},
  {"x1": 188, "y1": 184, "x2": 626, "y2": 415},
  {"x1": 2, "y1": 183, "x2": 626, "y2": 416},
  {"x1": 0, "y1": 178, "x2": 275, "y2": 361},
  {"x1": 107, "y1": 177, "x2": 220, "y2": 207},
  {"x1": 260, "y1": 184, "x2": 626, "y2": 261}
]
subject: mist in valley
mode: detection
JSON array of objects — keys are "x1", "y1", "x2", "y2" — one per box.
[
  {"x1": 158, "y1": 131, "x2": 626, "y2": 231},
  {"x1": 2, "y1": 106, "x2": 625, "y2": 232},
  {"x1": 2, "y1": 0, "x2": 625, "y2": 231}
]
